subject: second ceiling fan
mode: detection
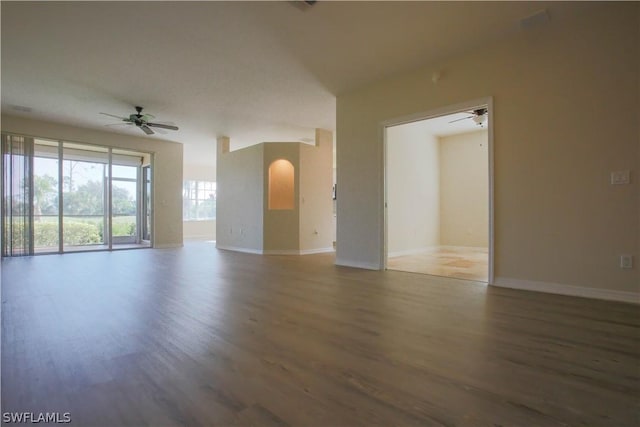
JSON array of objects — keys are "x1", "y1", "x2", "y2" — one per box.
[{"x1": 449, "y1": 108, "x2": 488, "y2": 127}]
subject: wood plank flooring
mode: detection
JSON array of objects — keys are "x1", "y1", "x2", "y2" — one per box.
[
  {"x1": 387, "y1": 246, "x2": 489, "y2": 282},
  {"x1": 2, "y1": 241, "x2": 639, "y2": 426}
]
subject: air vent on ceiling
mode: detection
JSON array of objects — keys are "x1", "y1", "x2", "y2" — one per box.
[{"x1": 520, "y1": 9, "x2": 550, "y2": 30}]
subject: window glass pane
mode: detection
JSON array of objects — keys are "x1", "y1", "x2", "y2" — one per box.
[
  {"x1": 62, "y1": 146, "x2": 108, "y2": 251},
  {"x1": 34, "y1": 141, "x2": 59, "y2": 253},
  {"x1": 183, "y1": 180, "x2": 216, "y2": 220},
  {"x1": 112, "y1": 180, "x2": 137, "y2": 237},
  {"x1": 112, "y1": 165, "x2": 137, "y2": 179}
]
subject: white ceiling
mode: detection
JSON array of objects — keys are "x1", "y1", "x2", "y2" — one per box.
[{"x1": 1, "y1": 1, "x2": 600, "y2": 167}]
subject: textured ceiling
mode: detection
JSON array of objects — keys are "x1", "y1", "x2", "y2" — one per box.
[{"x1": 1, "y1": 1, "x2": 599, "y2": 167}]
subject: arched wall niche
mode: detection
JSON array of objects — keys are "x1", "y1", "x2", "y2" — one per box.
[{"x1": 268, "y1": 159, "x2": 294, "y2": 210}]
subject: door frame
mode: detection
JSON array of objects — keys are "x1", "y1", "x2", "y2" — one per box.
[{"x1": 380, "y1": 96, "x2": 495, "y2": 284}]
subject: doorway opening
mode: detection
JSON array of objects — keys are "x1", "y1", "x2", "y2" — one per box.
[{"x1": 384, "y1": 99, "x2": 493, "y2": 283}]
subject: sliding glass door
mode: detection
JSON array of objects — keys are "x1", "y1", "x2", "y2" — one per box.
[
  {"x1": 33, "y1": 139, "x2": 60, "y2": 253},
  {"x1": 1, "y1": 133, "x2": 152, "y2": 256},
  {"x1": 1, "y1": 135, "x2": 33, "y2": 256},
  {"x1": 142, "y1": 165, "x2": 151, "y2": 242},
  {"x1": 111, "y1": 164, "x2": 138, "y2": 246},
  {"x1": 62, "y1": 143, "x2": 109, "y2": 252}
]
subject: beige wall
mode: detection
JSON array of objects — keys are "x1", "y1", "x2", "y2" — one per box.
[
  {"x1": 299, "y1": 129, "x2": 334, "y2": 253},
  {"x1": 183, "y1": 156, "x2": 216, "y2": 241},
  {"x1": 216, "y1": 138, "x2": 264, "y2": 252},
  {"x1": 439, "y1": 130, "x2": 488, "y2": 247},
  {"x1": 263, "y1": 143, "x2": 300, "y2": 252},
  {"x1": 336, "y1": 3, "x2": 639, "y2": 296},
  {"x1": 1, "y1": 114, "x2": 183, "y2": 248},
  {"x1": 217, "y1": 131, "x2": 333, "y2": 254},
  {"x1": 387, "y1": 123, "x2": 440, "y2": 255}
]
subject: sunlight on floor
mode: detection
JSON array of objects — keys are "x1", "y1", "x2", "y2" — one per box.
[{"x1": 388, "y1": 246, "x2": 488, "y2": 282}]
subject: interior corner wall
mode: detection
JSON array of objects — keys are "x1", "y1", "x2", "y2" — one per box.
[
  {"x1": 439, "y1": 130, "x2": 488, "y2": 248},
  {"x1": 263, "y1": 143, "x2": 300, "y2": 253},
  {"x1": 216, "y1": 142, "x2": 264, "y2": 252},
  {"x1": 0, "y1": 114, "x2": 184, "y2": 248},
  {"x1": 387, "y1": 124, "x2": 440, "y2": 256},
  {"x1": 299, "y1": 129, "x2": 334, "y2": 253},
  {"x1": 183, "y1": 160, "x2": 216, "y2": 241},
  {"x1": 336, "y1": 3, "x2": 639, "y2": 294}
]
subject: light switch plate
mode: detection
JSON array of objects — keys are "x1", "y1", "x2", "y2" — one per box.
[
  {"x1": 620, "y1": 254, "x2": 633, "y2": 269},
  {"x1": 611, "y1": 170, "x2": 630, "y2": 185}
]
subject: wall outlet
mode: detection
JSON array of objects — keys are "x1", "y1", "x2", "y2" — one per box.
[
  {"x1": 620, "y1": 254, "x2": 633, "y2": 269},
  {"x1": 611, "y1": 170, "x2": 630, "y2": 185}
]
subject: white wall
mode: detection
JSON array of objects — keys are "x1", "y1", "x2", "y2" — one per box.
[
  {"x1": 439, "y1": 130, "x2": 488, "y2": 247},
  {"x1": 387, "y1": 122, "x2": 440, "y2": 256},
  {"x1": 336, "y1": 3, "x2": 639, "y2": 299},
  {"x1": 1, "y1": 114, "x2": 183, "y2": 248},
  {"x1": 216, "y1": 138, "x2": 264, "y2": 252}
]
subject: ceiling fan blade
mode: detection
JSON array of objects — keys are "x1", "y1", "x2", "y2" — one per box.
[
  {"x1": 147, "y1": 122, "x2": 179, "y2": 131},
  {"x1": 141, "y1": 114, "x2": 155, "y2": 121},
  {"x1": 448, "y1": 116, "x2": 472, "y2": 123},
  {"x1": 140, "y1": 125, "x2": 154, "y2": 135},
  {"x1": 100, "y1": 112, "x2": 128, "y2": 120},
  {"x1": 104, "y1": 122, "x2": 134, "y2": 127}
]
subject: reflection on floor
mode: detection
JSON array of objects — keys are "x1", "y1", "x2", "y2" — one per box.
[
  {"x1": 388, "y1": 246, "x2": 488, "y2": 282},
  {"x1": 34, "y1": 242, "x2": 151, "y2": 254}
]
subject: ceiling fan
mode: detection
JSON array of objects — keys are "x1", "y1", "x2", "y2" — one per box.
[
  {"x1": 449, "y1": 108, "x2": 488, "y2": 127},
  {"x1": 100, "y1": 106, "x2": 179, "y2": 135}
]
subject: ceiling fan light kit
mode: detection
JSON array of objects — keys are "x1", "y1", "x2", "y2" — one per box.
[
  {"x1": 100, "y1": 106, "x2": 179, "y2": 136},
  {"x1": 448, "y1": 107, "x2": 488, "y2": 127}
]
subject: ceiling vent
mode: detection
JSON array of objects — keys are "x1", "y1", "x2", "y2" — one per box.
[{"x1": 519, "y1": 9, "x2": 550, "y2": 30}]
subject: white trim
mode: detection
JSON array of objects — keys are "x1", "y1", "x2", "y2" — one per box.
[
  {"x1": 214, "y1": 246, "x2": 334, "y2": 255},
  {"x1": 264, "y1": 247, "x2": 335, "y2": 255},
  {"x1": 299, "y1": 247, "x2": 335, "y2": 255},
  {"x1": 335, "y1": 259, "x2": 381, "y2": 270},
  {"x1": 183, "y1": 234, "x2": 216, "y2": 241},
  {"x1": 216, "y1": 244, "x2": 263, "y2": 254},
  {"x1": 380, "y1": 97, "x2": 495, "y2": 283},
  {"x1": 493, "y1": 277, "x2": 640, "y2": 304},
  {"x1": 154, "y1": 243, "x2": 184, "y2": 249},
  {"x1": 263, "y1": 249, "x2": 299, "y2": 255}
]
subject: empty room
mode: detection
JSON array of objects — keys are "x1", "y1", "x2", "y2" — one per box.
[
  {"x1": 386, "y1": 107, "x2": 490, "y2": 282},
  {"x1": 2, "y1": 2, "x2": 639, "y2": 426}
]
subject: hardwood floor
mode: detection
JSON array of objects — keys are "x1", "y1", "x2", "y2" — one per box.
[
  {"x1": 387, "y1": 246, "x2": 489, "y2": 282},
  {"x1": 2, "y1": 242, "x2": 639, "y2": 426}
]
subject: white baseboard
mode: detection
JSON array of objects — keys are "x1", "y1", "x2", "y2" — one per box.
[
  {"x1": 216, "y1": 244, "x2": 263, "y2": 255},
  {"x1": 300, "y1": 247, "x2": 334, "y2": 255},
  {"x1": 263, "y1": 247, "x2": 335, "y2": 255},
  {"x1": 154, "y1": 243, "x2": 184, "y2": 249},
  {"x1": 216, "y1": 246, "x2": 334, "y2": 256},
  {"x1": 335, "y1": 258, "x2": 381, "y2": 270},
  {"x1": 184, "y1": 235, "x2": 216, "y2": 241},
  {"x1": 493, "y1": 277, "x2": 639, "y2": 304},
  {"x1": 263, "y1": 249, "x2": 299, "y2": 255}
]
